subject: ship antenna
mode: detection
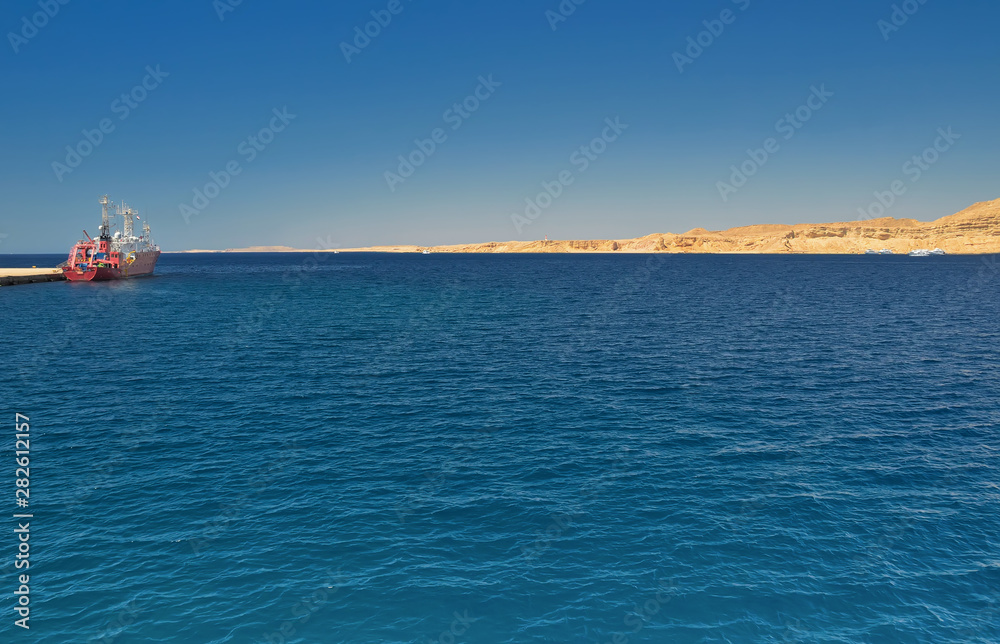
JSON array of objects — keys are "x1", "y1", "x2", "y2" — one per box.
[{"x1": 99, "y1": 195, "x2": 111, "y2": 239}]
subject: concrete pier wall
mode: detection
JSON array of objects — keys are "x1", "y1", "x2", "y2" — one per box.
[{"x1": 0, "y1": 268, "x2": 66, "y2": 287}]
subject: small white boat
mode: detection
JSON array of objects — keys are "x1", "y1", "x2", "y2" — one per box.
[
  {"x1": 909, "y1": 249, "x2": 931, "y2": 257},
  {"x1": 864, "y1": 249, "x2": 879, "y2": 255},
  {"x1": 421, "y1": 250, "x2": 431, "y2": 255},
  {"x1": 930, "y1": 248, "x2": 946, "y2": 255},
  {"x1": 879, "y1": 249, "x2": 894, "y2": 255}
]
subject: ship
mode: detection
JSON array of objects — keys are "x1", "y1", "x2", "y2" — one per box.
[
  {"x1": 909, "y1": 248, "x2": 947, "y2": 257},
  {"x1": 63, "y1": 196, "x2": 160, "y2": 282}
]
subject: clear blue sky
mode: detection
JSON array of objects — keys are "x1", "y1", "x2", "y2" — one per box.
[{"x1": 1, "y1": 0, "x2": 997, "y2": 252}]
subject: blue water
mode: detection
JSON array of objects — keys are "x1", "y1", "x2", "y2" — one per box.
[{"x1": 2, "y1": 252, "x2": 999, "y2": 643}]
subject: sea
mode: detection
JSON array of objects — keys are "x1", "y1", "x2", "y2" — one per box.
[{"x1": 2, "y1": 252, "x2": 999, "y2": 643}]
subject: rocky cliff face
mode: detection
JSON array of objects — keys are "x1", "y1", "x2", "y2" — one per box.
[
  {"x1": 421, "y1": 198, "x2": 1000, "y2": 254},
  {"x1": 189, "y1": 198, "x2": 1000, "y2": 254}
]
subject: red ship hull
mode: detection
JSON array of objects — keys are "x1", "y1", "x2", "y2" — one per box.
[{"x1": 63, "y1": 250, "x2": 160, "y2": 282}]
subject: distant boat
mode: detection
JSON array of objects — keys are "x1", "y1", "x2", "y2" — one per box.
[
  {"x1": 864, "y1": 249, "x2": 878, "y2": 255},
  {"x1": 909, "y1": 249, "x2": 931, "y2": 257},
  {"x1": 422, "y1": 249, "x2": 431, "y2": 255},
  {"x1": 930, "y1": 248, "x2": 946, "y2": 255},
  {"x1": 879, "y1": 249, "x2": 894, "y2": 255}
]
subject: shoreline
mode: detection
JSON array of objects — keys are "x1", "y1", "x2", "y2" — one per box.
[
  {"x1": 11, "y1": 198, "x2": 1000, "y2": 256},
  {"x1": 167, "y1": 198, "x2": 1000, "y2": 255},
  {"x1": 163, "y1": 249, "x2": 997, "y2": 255}
]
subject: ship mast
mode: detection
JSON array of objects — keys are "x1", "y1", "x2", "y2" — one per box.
[
  {"x1": 119, "y1": 201, "x2": 135, "y2": 239},
  {"x1": 98, "y1": 195, "x2": 111, "y2": 240}
]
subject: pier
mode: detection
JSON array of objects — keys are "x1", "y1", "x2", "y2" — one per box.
[{"x1": 0, "y1": 268, "x2": 66, "y2": 287}]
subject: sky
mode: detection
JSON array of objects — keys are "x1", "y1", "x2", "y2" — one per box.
[{"x1": 0, "y1": 0, "x2": 997, "y2": 252}]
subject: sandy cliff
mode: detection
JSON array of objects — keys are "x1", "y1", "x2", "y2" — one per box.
[
  {"x1": 408, "y1": 198, "x2": 1000, "y2": 255},
  {"x1": 177, "y1": 198, "x2": 1000, "y2": 254}
]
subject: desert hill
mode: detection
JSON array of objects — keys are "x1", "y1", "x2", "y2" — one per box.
[
  {"x1": 177, "y1": 198, "x2": 1000, "y2": 254},
  {"x1": 416, "y1": 198, "x2": 1000, "y2": 254}
]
